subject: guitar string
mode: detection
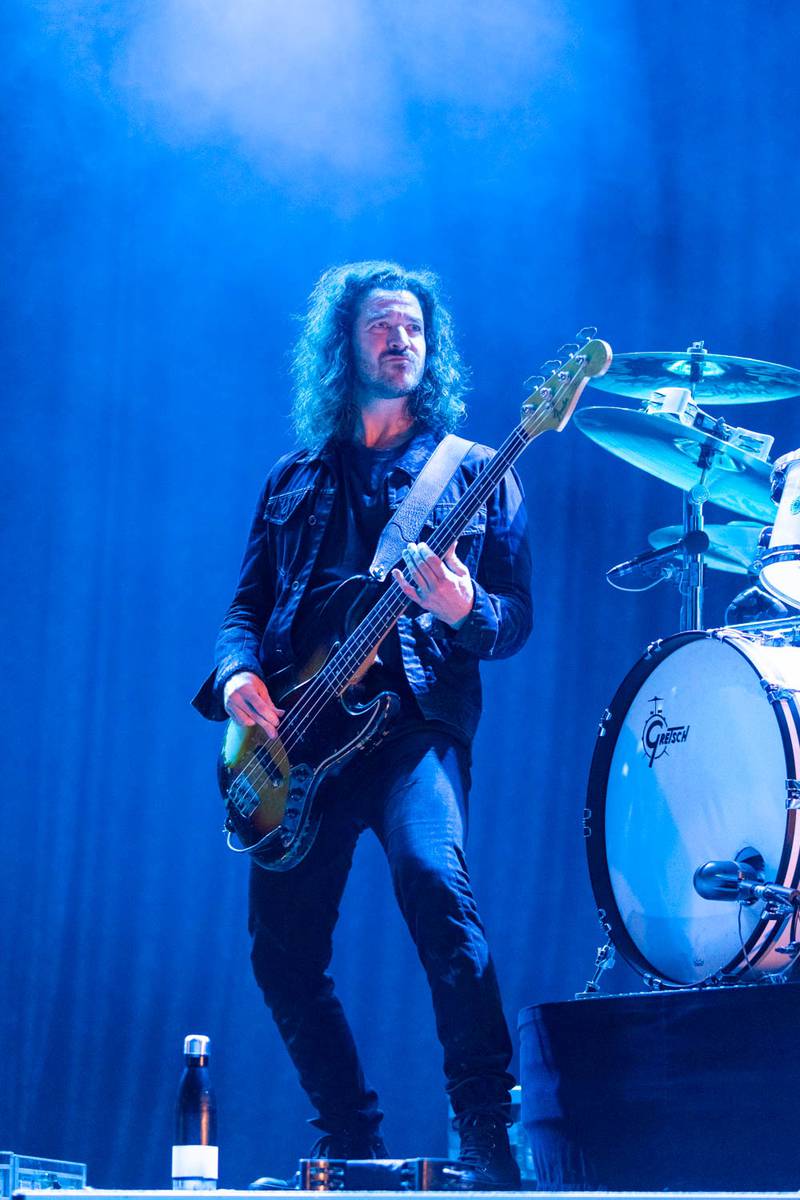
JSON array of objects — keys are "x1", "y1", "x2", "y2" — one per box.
[
  {"x1": 231, "y1": 365, "x2": 586, "y2": 806},
  {"x1": 231, "y1": 368, "x2": 581, "y2": 809}
]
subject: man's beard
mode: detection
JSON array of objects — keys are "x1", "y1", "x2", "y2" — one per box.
[{"x1": 371, "y1": 360, "x2": 423, "y2": 397}]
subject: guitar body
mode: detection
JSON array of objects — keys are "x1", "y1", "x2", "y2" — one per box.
[{"x1": 218, "y1": 578, "x2": 401, "y2": 871}]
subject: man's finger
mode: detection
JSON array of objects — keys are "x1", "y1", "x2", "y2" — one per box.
[
  {"x1": 244, "y1": 693, "x2": 283, "y2": 723},
  {"x1": 416, "y1": 542, "x2": 446, "y2": 580},
  {"x1": 235, "y1": 684, "x2": 283, "y2": 719},
  {"x1": 235, "y1": 703, "x2": 278, "y2": 738},
  {"x1": 226, "y1": 699, "x2": 255, "y2": 727},
  {"x1": 444, "y1": 542, "x2": 467, "y2": 574},
  {"x1": 403, "y1": 544, "x2": 437, "y2": 591},
  {"x1": 245, "y1": 683, "x2": 285, "y2": 715},
  {"x1": 393, "y1": 567, "x2": 427, "y2": 603}
]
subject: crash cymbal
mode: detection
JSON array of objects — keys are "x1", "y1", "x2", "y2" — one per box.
[
  {"x1": 575, "y1": 406, "x2": 775, "y2": 521},
  {"x1": 588, "y1": 350, "x2": 800, "y2": 405},
  {"x1": 649, "y1": 521, "x2": 764, "y2": 575}
]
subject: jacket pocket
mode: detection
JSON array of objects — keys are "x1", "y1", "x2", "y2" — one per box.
[
  {"x1": 263, "y1": 485, "x2": 315, "y2": 524},
  {"x1": 422, "y1": 500, "x2": 487, "y2": 540}
]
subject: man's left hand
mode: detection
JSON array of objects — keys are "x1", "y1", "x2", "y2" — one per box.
[{"x1": 392, "y1": 541, "x2": 475, "y2": 628}]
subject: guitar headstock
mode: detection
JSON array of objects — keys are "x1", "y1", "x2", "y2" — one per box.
[{"x1": 521, "y1": 334, "x2": 612, "y2": 438}]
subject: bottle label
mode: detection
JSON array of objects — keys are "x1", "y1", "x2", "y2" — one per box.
[{"x1": 172, "y1": 1143, "x2": 219, "y2": 1188}]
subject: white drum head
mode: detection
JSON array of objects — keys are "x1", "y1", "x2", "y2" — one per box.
[{"x1": 604, "y1": 636, "x2": 791, "y2": 983}]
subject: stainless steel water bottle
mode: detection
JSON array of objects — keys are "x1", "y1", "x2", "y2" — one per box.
[{"x1": 172, "y1": 1034, "x2": 218, "y2": 1190}]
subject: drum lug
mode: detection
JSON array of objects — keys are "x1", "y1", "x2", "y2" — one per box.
[
  {"x1": 644, "y1": 639, "x2": 663, "y2": 660},
  {"x1": 582, "y1": 807, "x2": 593, "y2": 837},
  {"x1": 597, "y1": 709, "x2": 612, "y2": 737},
  {"x1": 786, "y1": 779, "x2": 800, "y2": 809},
  {"x1": 763, "y1": 681, "x2": 795, "y2": 704}
]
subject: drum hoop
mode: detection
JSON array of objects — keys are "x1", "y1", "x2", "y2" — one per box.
[
  {"x1": 585, "y1": 629, "x2": 800, "y2": 986},
  {"x1": 757, "y1": 548, "x2": 800, "y2": 608},
  {"x1": 759, "y1": 545, "x2": 800, "y2": 568},
  {"x1": 718, "y1": 631, "x2": 800, "y2": 975}
]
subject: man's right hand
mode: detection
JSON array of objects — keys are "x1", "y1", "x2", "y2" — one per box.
[{"x1": 223, "y1": 671, "x2": 285, "y2": 738}]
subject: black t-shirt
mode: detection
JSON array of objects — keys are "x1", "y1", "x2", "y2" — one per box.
[{"x1": 293, "y1": 437, "x2": 418, "y2": 711}]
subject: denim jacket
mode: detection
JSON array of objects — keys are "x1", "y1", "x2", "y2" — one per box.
[{"x1": 192, "y1": 427, "x2": 533, "y2": 744}]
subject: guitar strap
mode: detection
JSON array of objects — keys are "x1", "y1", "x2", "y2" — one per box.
[{"x1": 368, "y1": 433, "x2": 475, "y2": 582}]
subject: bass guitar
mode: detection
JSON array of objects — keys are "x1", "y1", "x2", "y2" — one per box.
[{"x1": 218, "y1": 334, "x2": 612, "y2": 870}]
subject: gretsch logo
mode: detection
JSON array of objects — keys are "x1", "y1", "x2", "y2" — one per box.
[{"x1": 642, "y1": 696, "x2": 690, "y2": 768}]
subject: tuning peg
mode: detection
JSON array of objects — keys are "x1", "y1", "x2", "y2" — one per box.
[
  {"x1": 558, "y1": 342, "x2": 581, "y2": 358},
  {"x1": 576, "y1": 325, "x2": 597, "y2": 342},
  {"x1": 540, "y1": 358, "x2": 563, "y2": 375},
  {"x1": 523, "y1": 374, "x2": 546, "y2": 391}
]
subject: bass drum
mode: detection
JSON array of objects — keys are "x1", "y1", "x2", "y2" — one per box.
[{"x1": 585, "y1": 625, "x2": 800, "y2": 986}]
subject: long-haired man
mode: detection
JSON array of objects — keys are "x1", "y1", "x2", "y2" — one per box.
[{"x1": 194, "y1": 261, "x2": 533, "y2": 1188}]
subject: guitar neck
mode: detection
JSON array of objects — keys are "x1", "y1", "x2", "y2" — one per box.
[{"x1": 320, "y1": 420, "x2": 533, "y2": 695}]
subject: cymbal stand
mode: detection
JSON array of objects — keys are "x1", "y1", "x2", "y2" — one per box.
[
  {"x1": 679, "y1": 483, "x2": 709, "y2": 630},
  {"x1": 677, "y1": 343, "x2": 710, "y2": 631}
]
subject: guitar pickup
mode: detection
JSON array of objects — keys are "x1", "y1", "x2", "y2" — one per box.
[{"x1": 229, "y1": 777, "x2": 261, "y2": 820}]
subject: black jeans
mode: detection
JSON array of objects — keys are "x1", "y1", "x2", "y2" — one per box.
[{"x1": 248, "y1": 724, "x2": 514, "y2": 1136}]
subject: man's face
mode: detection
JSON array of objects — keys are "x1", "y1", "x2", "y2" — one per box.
[{"x1": 351, "y1": 289, "x2": 427, "y2": 401}]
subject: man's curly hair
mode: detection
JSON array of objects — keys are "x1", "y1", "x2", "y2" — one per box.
[{"x1": 291, "y1": 261, "x2": 468, "y2": 448}]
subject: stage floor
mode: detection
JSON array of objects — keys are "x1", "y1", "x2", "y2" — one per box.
[{"x1": 14, "y1": 1190, "x2": 800, "y2": 1199}]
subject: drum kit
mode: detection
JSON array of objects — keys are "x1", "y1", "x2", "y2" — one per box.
[{"x1": 577, "y1": 341, "x2": 800, "y2": 990}]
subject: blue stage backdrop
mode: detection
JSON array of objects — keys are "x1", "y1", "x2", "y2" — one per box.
[{"x1": 3, "y1": 0, "x2": 799, "y2": 1186}]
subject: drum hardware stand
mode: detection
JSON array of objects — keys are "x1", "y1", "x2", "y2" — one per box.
[
  {"x1": 678, "y1": 483, "x2": 709, "y2": 630},
  {"x1": 595, "y1": 353, "x2": 776, "y2": 629},
  {"x1": 577, "y1": 913, "x2": 617, "y2": 997},
  {"x1": 680, "y1": 345, "x2": 709, "y2": 631},
  {"x1": 653, "y1": 389, "x2": 774, "y2": 629}
]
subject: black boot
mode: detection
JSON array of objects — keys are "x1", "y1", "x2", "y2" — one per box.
[
  {"x1": 454, "y1": 1109, "x2": 521, "y2": 1190},
  {"x1": 309, "y1": 1130, "x2": 389, "y2": 1159}
]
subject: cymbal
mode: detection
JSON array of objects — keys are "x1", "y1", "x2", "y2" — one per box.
[
  {"x1": 649, "y1": 521, "x2": 764, "y2": 575},
  {"x1": 588, "y1": 351, "x2": 800, "y2": 405},
  {"x1": 574, "y1": 406, "x2": 775, "y2": 520}
]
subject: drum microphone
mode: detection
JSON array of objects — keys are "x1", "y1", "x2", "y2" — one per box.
[
  {"x1": 607, "y1": 530, "x2": 709, "y2": 587},
  {"x1": 693, "y1": 860, "x2": 800, "y2": 910}
]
